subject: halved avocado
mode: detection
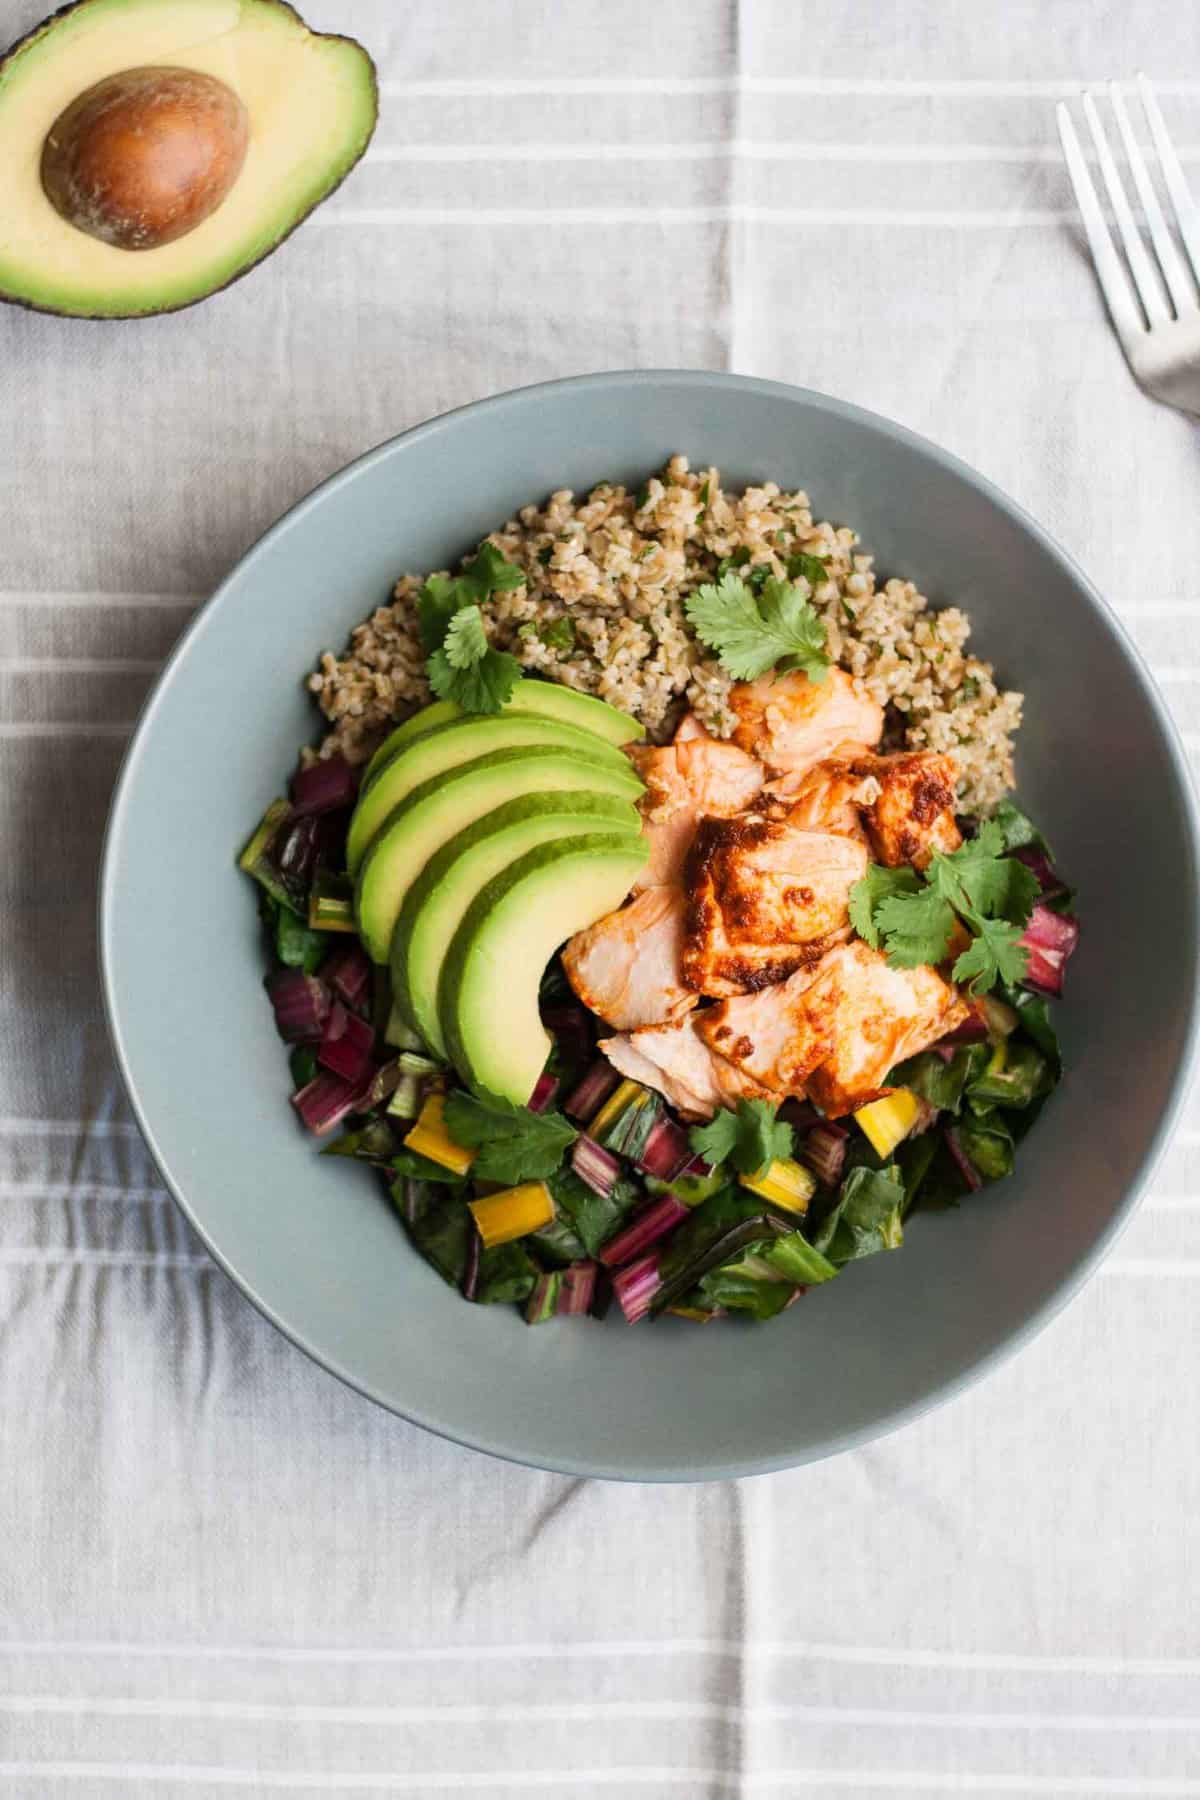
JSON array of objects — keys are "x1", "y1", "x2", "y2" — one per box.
[
  {"x1": 393, "y1": 791, "x2": 642, "y2": 1056},
  {"x1": 364, "y1": 680, "x2": 645, "y2": 779},
  {"x1": 347, "y1": 713, "x2": 637, "y2": 876},
  {"x1": 354, "y1": 746, "x2": 643, "y2": 964},
  {"x1": 0, "y1": 0, "x2": 377, "y2": 318},
  {"x1": 440, "y1": 835, "x2": 649, "y2": 1105}
]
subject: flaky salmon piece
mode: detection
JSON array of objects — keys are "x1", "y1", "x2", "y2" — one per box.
[
  {"x1": 628, "y1": 720, "x2": 764, "y2": 890},
  {"x1": 681, "y1": 814, "x2": 868, "y2": 996},
  {"x1": 698, "y1": 939, "x2": 969, "y2": 1116},
  {"x1": 562, "y1": 886, "x2": 697, "y2": 1031},
  {"x1": 762, "y1": 759, "x2": 881, "y2": 840},
  {"x1": 852, "y1": 749, "x2": 961, "y2": 870},
  {"x1": 728, "y1": 667, "x2": 884, "y2": 775},
  {"x1": 599, "y1": 1014, "x2": 775, "y2": 1121},
  {"x1": 767, "y1": 748, "x2": 960, "y2": 870}
]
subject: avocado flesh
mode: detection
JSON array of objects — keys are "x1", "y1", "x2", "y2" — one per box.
[
  {"x1": 364, "y1": 681, "x2": 645, "y2": 779},
  {"x1": 0, "y1": 0, "x2": 377, "y2": 317},
  {"x1": 393, "y1": 792, "x2": 642, "y2": 1057},
  {"x1": 347, "y1": 713, "x2": 638, "y2": 876},
  {"x1": 440, "y1": 836, "x2": 648, "y2": 1105},
  {"x1": 353, "y1": 746, "x2": 644, "y2": 965}
]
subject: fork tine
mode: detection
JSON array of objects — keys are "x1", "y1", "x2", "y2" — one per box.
[
  {"x1": 1110, "y1": 81, "x2": 1197, "y2": 316},
  {"x1": 1082, "y1": 90, "x2": 1168, "y2": 326},
  {"x1": 1056, "y1": 101, "x2": 1144, "y2": 345},
  {"x1": 1137, "y1": 74, "x2": 1200, "y2": 286}
]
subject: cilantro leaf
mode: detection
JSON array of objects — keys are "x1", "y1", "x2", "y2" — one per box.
[
  {"x1": 442, "y1": 604, "x2": 489, "y2": 669},
  {"x1": 684, "y1": 573, "x2": 831, "y2": 683},
  {"x1": 416, "y1": 573, "x2": 462, "y2": 654},
  {"x1": 688, "y1": 1098, "x2": 794, "y2": 1177},
  {"x1": 872, "y1": 886, "x2": 958, "y2": 968},
  {"x1": 461, "y1": 541, "x2": 525, "y2": 597},
  {"x1": 849, "y1": 817, "x2": 1038, "y2": 994},
  {"x1": 416, "y1": 544, "x2": 526, "y2": 715},
  {"x1": 952, "y1": 916, "x2": 1029, "y2": 995},
  {"x1": 442, "y1": 1087, "x2": 577, "y2": 1185},
  {"x1": 930, "y1": 826, "x2": 1040, "y2": 927},
  {"x1": 848, "y1": 865, "x2": 921, "y2": 949},
  {"x1": 427, "y1": 639, "x2": 521, "y2": 714},
  {"x1": 758, "y1": 577, "x2": 830, "y2": 682}
]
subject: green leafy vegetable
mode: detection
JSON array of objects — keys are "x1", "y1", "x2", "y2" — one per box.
[
  {"x1": 1002, "y1": 987, "x2": 1061, "y2": 1066},
  {"x1": 688, "y1": 1098, "x2": 794, "y2": 1176},
  {"x1": 849, "y1": 820, "x2": 1039, "y2": 994},
  {"x1": 891, "y1": 1045, "x2": 988, "y2": 1114},
  {"x1": 321, "y1": 1119, "x2": 397, "y2": 1165},
  {"x1": 760, "y1": 1229, "x2": 839, "y2": 1286},
  {"x1": 275, "y1": 908, "x2": 327, "y2": 973},
  {"x1": 442, "y1": 1087, "x2": 577, "y2": 1185},
  {"x1": 811, "y1": 1164, "x2": 905, "y2": 1265},
  {"x1": 653, "y1": 1187, "x2": 786, "y2": 1311},
  {"x1": 526, "y1": 1211, "x2": 588, "y2": 1268},
  {"x1": 548, "y1": 1165, "x2": 642, "y2": 1259},
  {"x1": 289, "y1": 1045, "x2": 318, "y2": 1089},
  {"x1": 966, "y1": 1041, "x2": 1047, "y2": 1112},
  {"x1": 393, "y1": 1182, "x2": 474, "y2": 1286},
  {"x1": 695, "y1": 1246, "x2": 796, "y2": 1320},
  {"x1": 473, "y1": 1241, "x2": 538, "y2": 1305},
  {"x1": 895, "y1": 1132, "x2": 939, "y2": 1218},
  {"x1": 955, "y1": 1115, "x2": 1015, "y2": 1182},
  {"x1": 684, "y1": 572, "x2": 831, "y2": 683}
]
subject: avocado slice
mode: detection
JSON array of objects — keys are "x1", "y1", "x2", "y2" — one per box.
[
  {"x1": 440, "y1": 835, "x2": 649, "y2": 1105},
  {"x1": 393, "y1": 792, "x2": 642, "y2": 1057},
  {"x1": 0, "y1": 0, "x2": 377, "y2": 318},
  {"x1": 347, "y1": 713, "x2": 637, "y2": 876},
  {"x1": 354, "y1": 746, "x2": 643, "y2": 965},
  {"x1": 364, "y1": 680, "x2": 645, "y2": 779}
]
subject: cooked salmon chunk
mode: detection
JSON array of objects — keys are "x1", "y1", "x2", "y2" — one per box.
[
  {"x1": 562, "y1": 886, "x2": 697, "y2": 1031},
  {"x1": 629, "y1": 721, "x2": 764, "y2": 889},
  {"x1": 600, "y1": 1014, "x2": 774, "y2": 1120},
  {"x1": 698, "y1": 939, "x2": 969, "y2": 1116},
  {"x1": 728, "y1": 667, "x2": 884, "y2": 775},
  {"x1": 852, "y1": 749, "x2": 962, "y2": 870},
  {"x1": 762, "y1": 758, "x2": 881, "y2": 840},
  {"x1": 681, "y1": 813, "x2": 868, "y2": 996}
]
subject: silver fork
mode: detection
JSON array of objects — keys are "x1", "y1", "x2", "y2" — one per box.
[{"x1": 1057, "y1": 75, "x2": 1200, "y2": 414}]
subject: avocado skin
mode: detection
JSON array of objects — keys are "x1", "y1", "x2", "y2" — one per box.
[{"x1": 0, "y1": 0, "x2": 379, "y2": 319}]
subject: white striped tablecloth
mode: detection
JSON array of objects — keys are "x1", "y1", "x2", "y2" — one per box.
[{"x1": 3, "y1": 2, "x2": 1200, "y2": 1794}]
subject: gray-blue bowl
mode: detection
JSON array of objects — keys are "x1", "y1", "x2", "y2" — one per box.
[{"x1": 100, "y1": 371, "x2": 1200, "y2": 1481}]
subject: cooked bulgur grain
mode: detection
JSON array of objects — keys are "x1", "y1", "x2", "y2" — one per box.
[{"x1": 307, "y1": 455, "x2": 1022, "y2": 814}]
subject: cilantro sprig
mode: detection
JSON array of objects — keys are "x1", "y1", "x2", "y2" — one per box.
[
  {"x1": 688, "y1": 1098, "x2": 794, "y2": 1177},
  {"x1": 684, "y1": 571, "x2": 831, "y2": 684},
  {"x1": 849, "y1": 822, "x2": 1039, "y2": 995},
  {"x1": 442, "y1": 1086, "x2": 578, "y2": 1185},
  {"x1": 417, "y1": 542, "x2": 525, "y2": 715}
]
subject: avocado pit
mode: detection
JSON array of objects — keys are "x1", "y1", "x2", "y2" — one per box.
[{"x1": 40, "y1": 65, "x2": 248, "y2": 250}]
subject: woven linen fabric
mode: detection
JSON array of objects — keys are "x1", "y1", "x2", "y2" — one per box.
[{"x1": 3, "y1": 2, "x2": 1200, "y2": 1794}]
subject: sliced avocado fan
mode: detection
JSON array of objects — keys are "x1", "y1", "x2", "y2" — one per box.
[{"x1": 440, "y1": 835, "x2": 649, "y2": 1106}]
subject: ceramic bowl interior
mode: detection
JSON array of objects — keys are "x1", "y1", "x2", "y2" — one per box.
[{"x1": 101, "y1": 371, "x2": 1200, "y2": 1480}]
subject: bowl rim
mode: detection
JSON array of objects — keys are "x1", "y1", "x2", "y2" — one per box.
[{"x1": 98, "y1": 367, "x2": 1200, "y2": 1482}]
